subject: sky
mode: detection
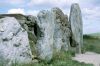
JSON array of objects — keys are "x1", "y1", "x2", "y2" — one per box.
[{"x1": 0, "y1": 0, "x2": 100, "y2": 34}]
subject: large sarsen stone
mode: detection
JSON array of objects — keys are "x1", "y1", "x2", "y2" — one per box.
[
  {"x1": 36, "y1": 10, "x2": 54, "y2": 61},
  {"x1": 52, "y1": 8, "x2": 71, "y2": 52},
  {"x1": 0, "y1": 17, "x2": 32, "y2": 65},
  {"x1": 69, "y1": 3, "x2": 83, "y2": 53}
]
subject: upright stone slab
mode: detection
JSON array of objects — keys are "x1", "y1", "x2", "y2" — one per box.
[
  {"x1": 52, "y1": 8, "x2": 71, "y2": 52},
  {"x1": 0, "y1": 14, "x2": 39, "y2": 57},
  {"x1": 0, "y1": 17, "x2": 32, "y2": 65},
  {"x1": 36, "y1": 10, "x2": 54, "y2": 61},
  {"x1": 69, "y1": 3, "x2": 83, "y2": 53},
  {"x1": 62, "y1": 15, "x2": 71, "y2": 51}
]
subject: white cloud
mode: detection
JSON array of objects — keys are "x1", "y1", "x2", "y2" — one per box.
[
  {"x1": 63, "y1": 9, "x2": 70, "y2": 16},
  {"x1": 83, "y1": 21, "x2": 100, "y2": 34},
  {"x1": 7, "y1": 8, "x2": 39, "y2": 16},
  {"x1": 6, "y1": 0, "x2": 24, "y2": 4},
  {"x1": 28, "y1": 0, "x2": 80, "y2": 7},
  {"x1": 82, "y1": 7, "x2": 100, "y2": 20},
  {"x1": 7, "y1": 8, "x2": 25, "y2": 15},
  {"x1": 26, "y1": 10, "x2": 39, "y2": 16},
  {"x1": 82, "y1": 6, "x2": 100, "y2": 34}
]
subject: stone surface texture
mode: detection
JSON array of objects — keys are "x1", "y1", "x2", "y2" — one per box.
[
  {"x1": 36, "y1": 10, "x2": 54, "y2": 61},
  {"x1": 69, "y1": 3, "x2": 83, "y2": 53},
  {"x1": 0, "y1": 3, "x2": 83, "y2": 62},
  {"x1": 0, "y1": 17, "x2": 32, "y2": 65},
  {"x1": 52, "y1": 8, "x2": 71, "y2": 52}
]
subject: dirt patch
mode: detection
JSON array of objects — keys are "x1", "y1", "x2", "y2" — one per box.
[{"x1": 72, "y1": 52, "x2": 100, "y2": 66}]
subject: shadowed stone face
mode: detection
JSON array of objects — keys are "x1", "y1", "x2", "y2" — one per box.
[{"x1": 69, "y1": 3, "x2": 83, "y2": 53}]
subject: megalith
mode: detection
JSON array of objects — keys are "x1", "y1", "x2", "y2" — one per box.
[{"x1": 69, "y1": 3, "x2": 83, "y2": 53}]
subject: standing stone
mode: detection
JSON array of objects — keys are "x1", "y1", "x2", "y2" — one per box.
[
  {"x1": 0, "y1": 17, "x2": 32, "y2": 65},
  {"x1": 36, "y1": 10, "x2": 54, "y2": 61},
  {"x1": 52, "y1": 8, "x2": 71, "y2": 52},
  {"x1": 0, "y1": 14, "x2": 38, "y2": 57},
  {"x1": 62, "y1": 15, "x2": 71, "y2": 51},
  {"x1": 69, "y1": 3, "x2": 83, "y2": 53}
]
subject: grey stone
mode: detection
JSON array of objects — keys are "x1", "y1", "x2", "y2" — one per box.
[
  {"x1": 0, "y1": 17, "x2": 32, "y2": 65},
  {"x1": 69, "y1": 3, "x2": 83, "y2": 53},
  {"x1": 0, "y1": 5, "x2": 83, "y2": 63},
  {"x1": 52, "y1": 7, "x2": 71, "y2": 52},
  {"x1": 0, "y1": 14, "x2": 39, "y2": 57},
  {"x1": 36, "y1": 10, "x2": 54, "y2": 61}
]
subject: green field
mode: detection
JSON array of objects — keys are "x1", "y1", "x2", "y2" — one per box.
[
  {"x1": 84, "y1": 33, "x2": 100, "y2": 53},
  {"x1": 89, "y1": 33, "x2": 100, "y2": 38}
]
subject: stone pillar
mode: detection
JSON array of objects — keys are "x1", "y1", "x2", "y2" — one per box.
[
  {"x1": 69, "y1": 3, "x2": 83, "y2": 53},
  {"x1": 52, "y1": 8, "x2": 71, "y2": 52},
  {"x1": 36, "y1": 10, "x2": 54, "y2": 61}
]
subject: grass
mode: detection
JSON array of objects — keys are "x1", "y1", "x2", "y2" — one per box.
[
  {"x1": 89, "y1": 33, "x2": 100, "y2": 39},
  {"x1": 1, "y1": 51, "x2": 92, "y2": 66},
  {"x1": 28, "y1": 32, "x2": 37, "y2": 55},
  {"x1": 83, "y1": 34, "x2": 100, "y2": 53}
]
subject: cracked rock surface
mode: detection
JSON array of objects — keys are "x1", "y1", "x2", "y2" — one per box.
[{"x1": 0, "y1": 17, "x2": 32, "y2": 65}]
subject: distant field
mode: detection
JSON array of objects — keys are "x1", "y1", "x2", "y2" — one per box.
[
  {"x1": 83, "y1": 33, "x2": 100, "y2": 53},
  {"x1": 86, "y1": 33, "x2": 100, "y2": 38}
]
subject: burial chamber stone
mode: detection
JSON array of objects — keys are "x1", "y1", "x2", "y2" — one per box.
[
  {"x1": 36, "y1": 10, "x2": 54, "y2": 61},
  {"x1": 51, "y1": 7, "x2": 71, "y2": 52},
  {"x1": 0, "y1": 3, "x2": 83, "y2": 62},
  {"x1": 0, "y1": 14, "x2": 38, "y2": 56},
  {"x1": 35, "y1": 8, "x2": 71, "y2": 61},
  {"x1": 69, "y1": 3, "x2": 83, "y2": 53},
  {"x1": 0, "y1": 17, "x2": 32, "y2": 65}
]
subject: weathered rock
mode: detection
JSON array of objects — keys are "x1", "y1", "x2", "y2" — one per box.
[
  {"x1": 69, "y1": 3, "x2": 83, "y2": 53},
  {"x1": 0, "y1": 14, "x2": 35, "y2": 33},
  {"x1": 36, "y1": 10, "x2": 54, "y2": 61},
  {"x1": 0, "y1": 5, "x2": 83, "y2": 63},
  {"x1": 26, "y1": 15, "x2": 37, "y2": 40},
  {"x1": 0, "y1": 17, "x2": 32, "y2": 65},
  {"x1": 0, "y1": 14, "x2": 38, "y2": 55},
  {"x1": 52, "y1": 7, "x2": 71, "y2": 52},
  {"x1": 26, "y1": 15, "x2": 38, "y2": 56},
  {"x1": 62, "y1": 15, "x2": 71, "y2": 51}
]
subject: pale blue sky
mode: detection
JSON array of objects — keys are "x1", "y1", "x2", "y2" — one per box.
[{"x1": 0, "y1": 0, "x2": 100, "y2": 34}]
